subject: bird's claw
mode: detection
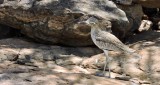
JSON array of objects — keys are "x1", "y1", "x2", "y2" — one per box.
[{"x1": 95, "y1": 72, "x2": 111, "y2": 78}]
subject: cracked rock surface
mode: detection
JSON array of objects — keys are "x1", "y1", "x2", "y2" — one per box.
[{"x1": 0, "y1": 30, "x2": 159, "y2": 85}]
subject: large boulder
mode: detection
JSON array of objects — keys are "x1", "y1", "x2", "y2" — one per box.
[{"x1": 0, "y1": 0, "x2": 130, "y2": 46}]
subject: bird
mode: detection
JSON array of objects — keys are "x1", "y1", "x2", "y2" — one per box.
[{"x1": 83, "y1": 17, "x2": 141, "y2": 78}]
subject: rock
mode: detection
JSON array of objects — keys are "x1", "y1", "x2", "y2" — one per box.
[
  {"x1": 142, "y1": 7, "x2": 158, "y2": 17},
  {"x1": 0, "y1": 24, "x2": 11, "y2": 39},
  {"x1": 55, "y1": 55, "x2": 83, "y2": 65},
  {"x1": 0, "y1": 24, "x2": 19, "y2": 39},
  {"x1": 128, "y1": 31, "x2": 160, "y2": 83},
  {"x1": 138, "y1": 20, "x2": 153, "y2": 32},
  {"x1": 81, "y1": 30, "x2": 160, "y2": 83},
  {"x1": 0, "y1": 38, "x2": 102, "y2": 62},
  {"x1": 128, "y1": 30, "x2": 160, "y2": 43},
  {"x1": 158, "y1": 21, "x2": 160, "y2": 30},
  {"x1": 0, "y1": 71, "x2": 130, "y2": 85},
  {"x1": 0, "y1": 59, "x2": 130, "y2": 85},
  {"x1": 133, "y1": 0, "x2": 160, "y2": 8},
  {"x1": 115, "y1": 75, "x2": 131, "y2": 81},
  {"x1": 0, "y1": 30, "x2": 159, "y2": 84},
  {"x1": 0, "y1": 0, "x2": 130, "y2": 46},
  {"x1": 117, "y1": 4, "x2": 144, "y2": 33},
  {"x1": 0, "y1": 0, "x2": 3, "y2": 4},
  {"x1": 129, "y1": 78, "x2": 151, "y2": 85},
  {"x1": 129, "y1": 78, "x2": 141, "y2": 85},
  {"x1": 151, "y1": 16, "x2": 160, "y2": 29},
  {"x1": 81, "y1": 50, "x2": 144, "y2": 79},
  {"x1": 141, "y1": 7, "x2": 160, "y2": 30}
]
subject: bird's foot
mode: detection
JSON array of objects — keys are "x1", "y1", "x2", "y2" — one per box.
[{"x1": 95, "y1": 72, "x2": 111, "y2": 78}]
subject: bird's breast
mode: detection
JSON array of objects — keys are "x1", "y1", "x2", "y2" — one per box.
[{"x1": 91, "y1": 29, "x2": 105, "y2": 49}]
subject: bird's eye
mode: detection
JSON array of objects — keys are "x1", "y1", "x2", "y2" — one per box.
[{"x1": 90, "y1": 22, "x2": 95, "y2": 24}]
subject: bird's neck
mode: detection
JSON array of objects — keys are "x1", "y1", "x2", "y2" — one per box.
[
  {"x1": 91, "y1": 24, "x2": 112, "y2": 33},
  {"x1": 91, "y1": 26, "x2": 100, "y2": 32},
  {"x1": 91, "y1": 26, "x2": 107, "y2": 32},
  {"x1": 91, "y1": 26, "x2": 103, "y2": 37}
]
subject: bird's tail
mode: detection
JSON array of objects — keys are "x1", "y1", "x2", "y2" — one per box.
[
  {"x1": 123, "y1": 46, "x2": 136, "y2": 54},
  {"x1": 119, "y1": 43, "x2": 142, "y2": 62},
  {"x1": 125, "y1": 48, "x2": 142, "y2": 61},
  {"x1": 129, "y1": 52, "x2": 142, "y2": 63}
]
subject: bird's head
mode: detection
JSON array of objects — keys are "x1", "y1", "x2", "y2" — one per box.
[
  {"x1": 85, "y1": 17, "x2": 99, "y2": 26},
  {"x1": 89, "y1": 17, "x2": 112, "y2": 31},
  {"x1": 79, "y1": 16, "x2": 112, "y2": 32}
]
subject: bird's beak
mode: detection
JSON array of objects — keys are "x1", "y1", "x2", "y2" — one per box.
[
  {"x1": 78, "y1": 20, "x2": 90, "y2": 25},
  {"x1": 85, "y1": 19, "x2": 90, "y2": 24}
]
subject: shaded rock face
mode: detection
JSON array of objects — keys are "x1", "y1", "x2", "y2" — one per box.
[
  {"x1": 117, "y1": 4, "x2": 143, "y2": 33},
  {"x1": 0, "y1": 24, "x2": 11, "y2": 39},
  {"x1": 133, "y1": 0, "x2": 160, "y2": 8},
  {"x1": 0, "y1": 24, "x2": 22, "y2": 39},
  {"x1": 142, "y1": 7, "x2": 160, "y2": 30},
  {"x1": 115, "y1": 0, "x2": 132, "y2": 5},
  {"x1": 0, "y1": 0, "x2": 130, "y2": 46}
]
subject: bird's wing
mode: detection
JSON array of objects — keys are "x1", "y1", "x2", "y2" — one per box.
[{"x1": 95, "y1": 31, "x2": 135, "y2": 53}]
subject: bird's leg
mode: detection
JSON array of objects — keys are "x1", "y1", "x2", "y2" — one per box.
[
  {"x1": 115, "y1": 57, "x2": 131, "y2": 80},
  {"x1": 121, "y1": 57, "x2": 127, "y2": 76},
  {"x1": 103, "y1": 50, "x2": 111, "y2": 78}
]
